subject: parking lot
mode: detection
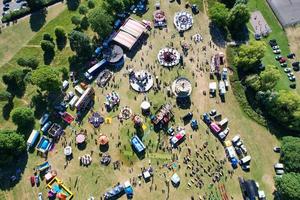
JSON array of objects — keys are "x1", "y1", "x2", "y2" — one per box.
[{"x1": 1, "y1": 0, "x2": 26, "y2": 18}]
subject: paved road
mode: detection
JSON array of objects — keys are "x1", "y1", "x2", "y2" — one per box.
[{"x1": 1, "y1": 0, "x2": 25, "y2": 18}]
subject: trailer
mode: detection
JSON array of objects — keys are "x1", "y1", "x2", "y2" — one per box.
[{"x1": 27, "y1": 130, "x2": 40, "y2": 150}]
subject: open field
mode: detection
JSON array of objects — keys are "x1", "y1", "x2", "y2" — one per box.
[{"x1": 0, "y1": 0, "x2": 280, "y2": 200}]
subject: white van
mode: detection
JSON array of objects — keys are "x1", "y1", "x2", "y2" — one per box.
[
  {"x1": 69, "y1": 95, "x2": 79, "y2": 109},
  {"x1": 240, "y1": 155, "x2": 251, "y2": 165},
  {"x1": 75, "y1": 85, "x2": 84, "y2": 95},
  {"x1": 218, "y1": 118, "x2": 228, "y2": 127},
  {"x1": 232, "y1": 135, "x2": 240, "y2": 144}
]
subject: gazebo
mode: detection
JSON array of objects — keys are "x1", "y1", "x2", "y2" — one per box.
[{"x1": 140, "y1": 101, "x2": 151, "y2": 115}]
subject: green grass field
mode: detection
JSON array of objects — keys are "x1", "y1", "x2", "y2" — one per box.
[{"x1": 0, "y1": 0, "x2": 281, "y2": 199}]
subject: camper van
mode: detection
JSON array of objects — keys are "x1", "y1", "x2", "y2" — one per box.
[
  {"x1": 219, "y1": 81, "x2": 226, "y2": 95},
  {"x1": 75, "y1": 85, "x2": 85, "y2": 95},
  {"x1": 27, "y1": 130, "x2": 40, "y2": 150},
  {"x1": 240, "y1": 155, "x2": 251, "y2": 165},
  {"x1": 225, "y1": 146, "x2": 237, "y2": 160},
  {"x1": 232, "y1": 135, "x2": 240, "y2": 144},
  {"x1": 218, "y1": 117, "x2": 228, "y2": 128}
]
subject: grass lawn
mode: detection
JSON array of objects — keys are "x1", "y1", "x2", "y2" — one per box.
[
  {"x1": 247, "y1": 0, "x2": 300, "y2": 93},
  {"x1": 0, "y1": 0, "x2": 280, "y2": 199},
  {"x1": 0, "y1": 2, "x2": 66, "y2": 68}
]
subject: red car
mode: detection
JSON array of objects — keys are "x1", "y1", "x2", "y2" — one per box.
[
  {"x1": 30, "y1": 176, "x2": 35, "y2": 187},
  {"x1": 279, "y1": 57, "x2": 287, "y2": 63}
]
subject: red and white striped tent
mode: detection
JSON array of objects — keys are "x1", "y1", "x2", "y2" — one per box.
[{"x1": 113, "y1": 18, "x2": 146, "y2": 50}]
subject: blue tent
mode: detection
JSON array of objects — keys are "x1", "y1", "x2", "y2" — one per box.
[{"x1": 231, "y1": 157, "x2": 238, "y2": 168}]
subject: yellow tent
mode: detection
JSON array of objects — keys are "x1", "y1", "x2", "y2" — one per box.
[{"x1": 105, "y1": 117, "x2": 112, "y2": 124}]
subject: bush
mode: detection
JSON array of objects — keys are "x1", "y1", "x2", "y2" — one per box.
[
  {"x1": 79, "y1": 5, "x2": 88, "y2": 15},
  {"x1": 280, "y1": 136, "x2": 300, "y2": 172},
  {"x1": 43, "y1": 33, "x2": 54, "y2": 42},
  {"x1": 71, "y1": 15, "x2": 81, "y2": 26},
  {"x1": 17, "y1": 57, "x2": 39, "y2": 69},
  {"x1": 0, "y1": 130, "x2": 26, "y2": 165},
  {"x1": 0, "y1": 91, "x2": 12, "y2": 101},
  {"x1": 55, "y1": 26, "x2": 67, "y2": 49},
  {"x1": 41, "y1": 40, "x2": 55, "y2": 53},
  {"x1": 87, "y1": 0, "x2": 95, "y2": 9},
  {"x1": 80, "y1": 16, "x2": 89, "y2": 30},
  {"x1": 275, "y1": 172, "x2": 300, "y2": 200},
  {"x1": 11, "y1": 107, "x2": 35, "y2": 130}
]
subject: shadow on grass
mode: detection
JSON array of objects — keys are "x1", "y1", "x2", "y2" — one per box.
[
  {"x1": 56, "y1": 37, "x2": 67, "y2": 51},
  {"x1": 7, "y1": 83, "x2": 26, "y2": 98},
  {"x1": 31, "y1": 93, "x2": 48, "y2": 119},
  {"x1": 0, "y1": 152, "x2": 28, "y2": 190},
  {"x1": 29, "y1": 9, "x2": 47, "y2": 32},
  {"x1": 2, "y1": 100, "x2": 14, "y2": 120},
  {"x1": 209, "y1": 22, "x2": 227, "y2": 48},
  {"x1": 43, "y1": 51, "x2": 55, "y2": 65}
]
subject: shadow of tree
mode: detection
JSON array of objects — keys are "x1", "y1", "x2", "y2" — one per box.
[
  {"x1": 29, "y1": 9, "x2": 47, "y2": 32},
  {"x1": 7, "y1": 83, "x2": 26, "y2": 98},
  {"x1": 43, "y1": 51, "x2": 55, "y2": 65},
  {"x1": 2, "y1": 100, "x2": 14, "y2": 120},
  {"x1": 31, "y1": 93, "x2": 48, "y2": 119},
  {"x1": 209, "y1": 22, "x2": 227, "y2": 48},
  {"x1": 0, "y1": 153, "x2": 28, "y2": 190},
  {"x1": 56, "y1": 37, "x2": 67, "y2": 51},
  {"x1": 66, "y1": 0, "x2": 80, "y2": 11}
]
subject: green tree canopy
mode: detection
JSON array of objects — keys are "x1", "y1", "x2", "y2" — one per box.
[
  {"x1": 87, "y1": 0, "x2": 95, "y2": 9},
  {"x1": 88, "y1": 7, "x2": 113, "y2": 40},
  {"x1": 55, "y1": 26, "x2": 66, "y2": 41},
  {"x1": 275, "y1": 172, "x2": 300, "y2": 200},
  {"x1": 40, "y1": 40, "x2": 55, "y2": 53},
  {"x1": 30, "y1": 66, "x2": 61, "y2": 92},
  {"x1": 68, "y1": 30, "x2": 93, "y2": 58},
  {"x1": 17, "y1": 57, "x2": 39, "y2": 69},
  {"x1": 71, "y1": 15, "x2": 82, "y2": 26},
  {"x1": 0, "y1": 130, "x2": 26, "y2": 165},
  {"x1": 79, "y1": 5, "x2": 88, "y2": 15},
  {"x1": 2, "y1": 69, "x2": 27, "y2": 88},
  {"x1": 227, "y1": 4, "x2": 250, "y2": 32},
  {"x1": 11, "y1": 107, "x2": 35, "y2": 130},
  {"x1": 259, "y1": 65, "x2": 281, "y2": 91},
  {"x1": 221, "y1": 0, "x2": 236, "y2": 8},
  {"x1": 280, "y1": 136, "x2": 300, "y2": 172},
  {"x1": 209, "y1": 2, "x2": 229, "y2": 28},
  {"x1": 265, "y1": 90, "x2": 300, "y2": 131},
  {"x1": 234, "y1": 41, "x2": 266, "y2": 71},
  {"x1": 27, "y1": 0, "x2": 45, "y2": 9},
  {"x1": 103, "y1": 0, "x2": 125, "y2": 15}
]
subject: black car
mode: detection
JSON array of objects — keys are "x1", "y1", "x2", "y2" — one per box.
[
  {"x1": 191, "y1": 4, "x2": 199, "y2": 14},
  {"x1": 292, "y1": 61, "x2": 299, "y2": 67},
  {"x1": 287, "y1": 53, "x2": 296, "y2": 59},
  {"x1": 269, "y1": 39, "x2": 277, "y2": 47},
  {"x1": 182, "y1": 112, "x2": 193, "y2": 122},
  {"x1": 3, "y1": 0, "x2": 11, "y2": 4}
]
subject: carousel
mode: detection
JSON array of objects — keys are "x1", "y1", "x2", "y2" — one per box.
[
  {"x1": 171, "y1": 77, "x2": 192, "y2": 98},
  {"x1": 129, "y1": 70, "x2": 154, "y2": 92},
  {"x1": 157, "y1": 48, "x2": 180, "y2": 67},
  {"x1": 88, "y1": 112, "x2": 104, "y2": 128},
  {"x1": 79, "y1": 154, "x2": 92, "y2": 166},
  {"x1": 98, "y1": 134, "x2": 109, "y2": 146},
  {"x1": 103, "y1": 45, "x2": 124, "y2": 68},
  {"x1": 174, "y1": 11, "x2": 193, "y2": 32}
]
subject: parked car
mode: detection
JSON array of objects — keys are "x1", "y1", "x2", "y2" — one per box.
[
  {"x1": 54, "y1": 102, "x2": 68, "y2": 112},
  {"x1": 287, "y1": 72, "x2": 294, "y2": 77},
  {"x1": 287, "y1": 53, "x2": 295, "y2": 59},
  {"x1": 202, "y1": 113, "x2": 211, "y2": 125},
  {"x1": 272, "y1": 45, "x2": 279, "y2": 50},
  {"x1": 167, "y1": 127, "x2": 175, "y2": 136},
  {"x1": 209, "y1": 109, "x2": 217, "y2": 116},
  {"x1": 284, "y1": 68, "x2": 291, "y2": 73},
  {"x1": 241, "y1": 164, "x2": 250, "y2": 171},
  {"x1": 3, "y1": 0, "x2": 12, "y2": 4},
  {"x1": 273, "y1": 146, "x2": 281, "y2": 153},
  {"x1": 275, "y1": 55, "x2": 282, "y2": 60},
  {"x1": 269, "y1": 39, "x2": 277, "y2": 47},
  {"x1": 273, "y1": 49, "x2": 281, "y2": 54},
  {"x1": 289, "y1": 75, "x2": 296, "y2": 82},
  {"x1": 274, "y1": 163, "x2": 284, "y2": 171},
  {"x1": 218, "y1": 127, "x2": 230, "y2": 140},
  {"x1": 280, "y1": 62, "x2": 287, "y2": 67},
  {"x1": 41, "y1": 121, "x2": 52, "y2": 133},
  {"x1": 3, "y1": 5, "x2": 9, "y2": 11},
  {"x1": 182, "y1": 112, "x2": 193, "y2": 122},
  {"x1": 293, "y1": 65, "x2": 300, "y2": 71},
  {"x1": 292, "y1": 61, "x2": 299, "y2": 67},
  {"x1": 254, "y1": 33, "x2": 261, "y2": 40},
  {"x1": 279, "y1": 57, "x2": 287, "y2": 63},
  {"x1": 39, "y1": 113, "x2": 49, "y2": 125}
]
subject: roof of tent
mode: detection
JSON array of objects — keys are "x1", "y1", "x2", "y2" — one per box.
[{"x1": 113, "y1": 18, "x2": 146, "y2": 50}]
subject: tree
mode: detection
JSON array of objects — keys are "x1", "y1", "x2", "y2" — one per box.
[
  {"x1": 265, "y1": 90, "x2": 300, "y2": 131},
  {"x1": 88, "y1": 7, "x2": 113, "y2": 40},
  {"x1": 2, "y1": 69, "x2": 26, "y2": 88},
  {"x1": 11, "y1": 107, "x2": 35, "y2": 130},
  {"x1": 55, "y1": 26, "x2": 67, "y2": 49},
  {"x1": 259, "y1": 65, "x2": 280, "y2": 91},
  {"x1": 227, "y1": 4, "x2": 250, "y2": 32},
  {"x1": 17, "y1": 57, "x2": 39, "y2": 69},
  {"x1": 68, "y1": 30, "x2": 92, "y2": 58},
  {"x1": 0, "y1": 130, "x2": 26, "y2": 165},
  {"x1": 26, "y1": 0, "x2": 45, "y2": 10},
  {"x1": 221, "y1": 0, "x2": 236, "y2": 8},
  {"x1": 66, "y1": 0, "x2": 80, "y2": 11},
  {"x1": 79, "y1": 5, "x2": 88, "y2": 15},
  {"x1": 0, "y1": 91, "x2": 12, "y2": 101},
  {"x1": 245, "y1": 74, "x2": 261, "y2": 91},
  {"x1": 40, "y1": 40, "x2": 55, "y2": 53},
  {"x1": 87, "y1": 0, "x2": 95, "y2": 9},
  {"x1": 209, "y1": 2, "x2": 230, "y2": 28},
  {"x1": 234, "y1": 41, "x2": 266, "y2": 71},
  {"x1": 235, "y1": 0, "x2": 248, "y2": 5},
  {"x1": 71, "y1": 15, "x2": 82, "y2": 27},
  {"x1": 43, "y1": 33, "x2": 54, "y2": 43},
  {"x1": 80, "y1": 16, "x2": 90, "y2": 30},
  {"x1": 103, "y1": 0, "x2": 125, "y2": 14},
  {"x1": 280, "y1": 136, "x2": 300, "y2": 172},
  {"x1": 30, "y1": 66, "x2": 61, "y2": 92},
  {"x1": 275, "y1": 173, "x2": 300, "y2": 200}
]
